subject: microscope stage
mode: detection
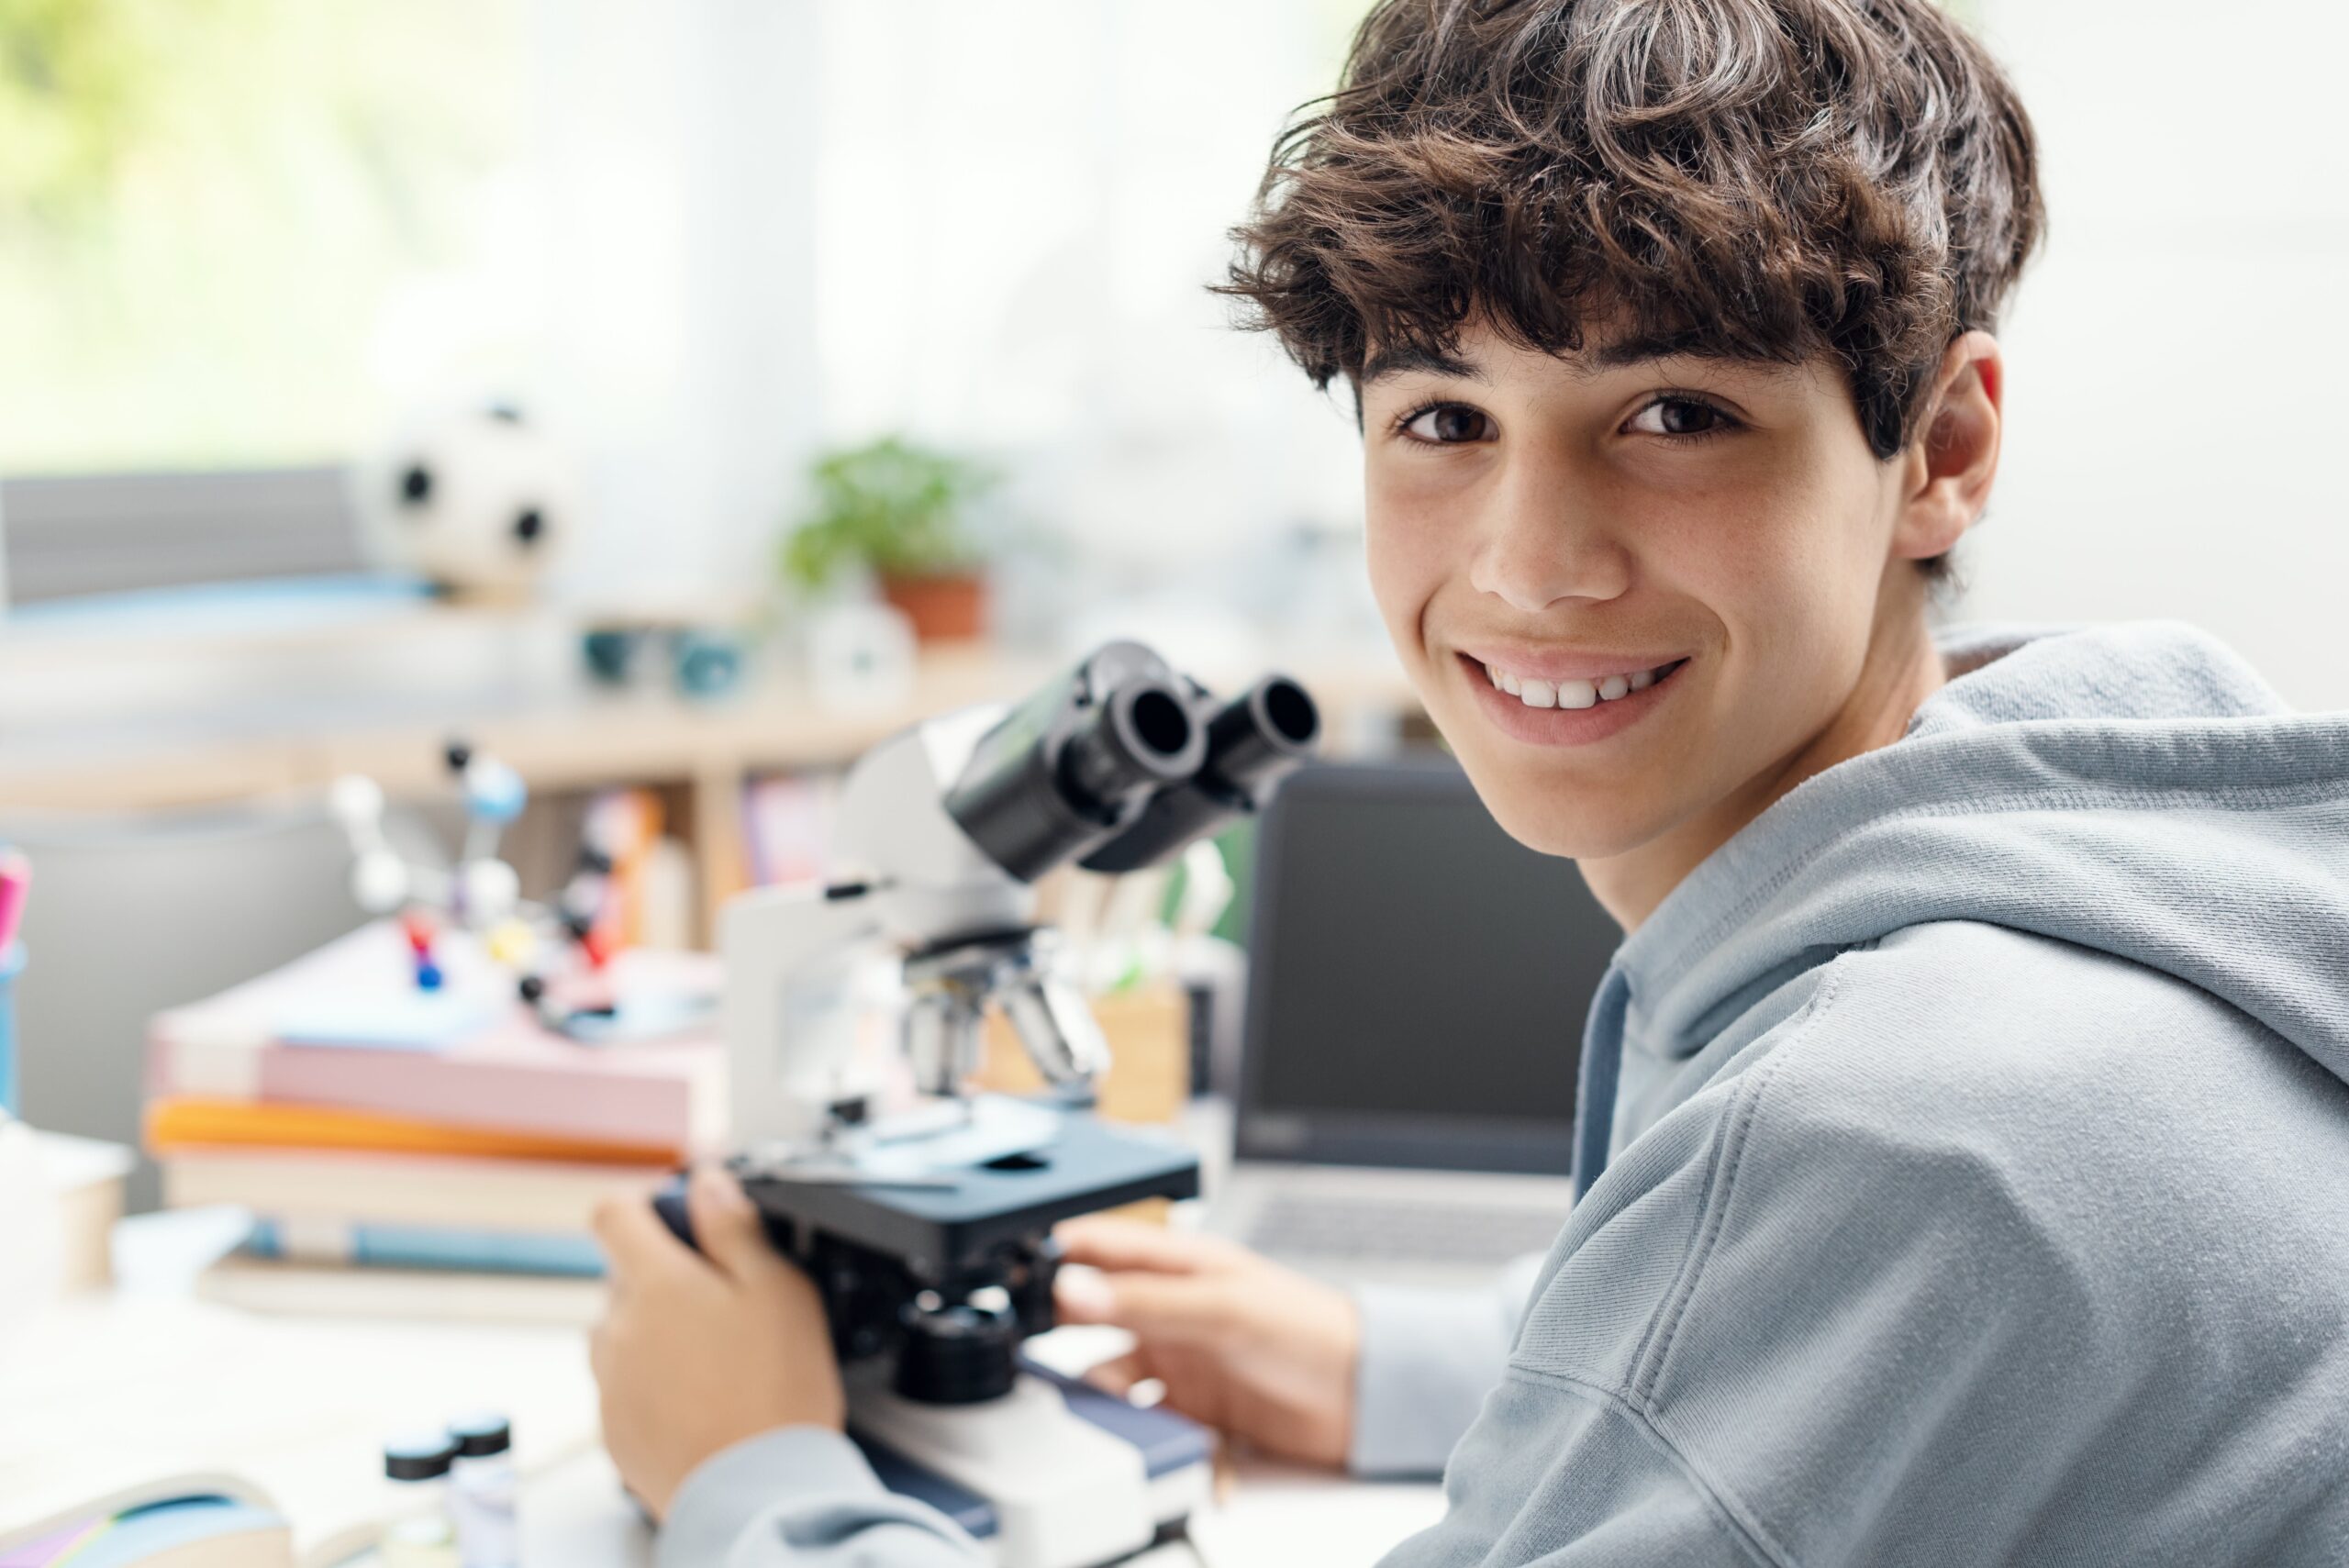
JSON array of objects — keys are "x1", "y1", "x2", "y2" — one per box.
[{"x1": 736, "y1": 1110, "x2": 1199, "y2": 1281}]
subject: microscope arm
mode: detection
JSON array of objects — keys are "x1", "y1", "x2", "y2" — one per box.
[{"x1": 721, "y1": 881, "x2": 888, "y2": 1149}]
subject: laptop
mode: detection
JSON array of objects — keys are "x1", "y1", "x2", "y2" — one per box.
[{"x1": 1205, "y1": 759, "x2": 1620, "y2": 1286}]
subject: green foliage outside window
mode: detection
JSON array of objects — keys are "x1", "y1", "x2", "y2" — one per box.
[{"x1": 0, "y1": 0, "x2": 522, "y2": 473}]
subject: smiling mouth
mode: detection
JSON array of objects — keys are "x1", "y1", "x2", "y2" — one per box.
[{"x1": 1458, "y1": 652, "x2": 1691, "y2": 710}]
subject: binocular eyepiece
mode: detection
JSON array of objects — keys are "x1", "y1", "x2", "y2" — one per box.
[
  {"x1": 944, "y1": 641, "x2": 1320, "y2": 884},
  {"x1": 1078, "y1": 672, "x2": 1319, "y2": 874}
]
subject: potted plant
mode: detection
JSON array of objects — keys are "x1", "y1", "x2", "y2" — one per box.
[{"x1": 782, "y1": 436, "x2": 998, "y2": 643}]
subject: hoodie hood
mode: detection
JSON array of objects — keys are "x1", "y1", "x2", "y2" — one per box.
[{"x1": 1573, "y1": 618, "x2": 2349, "y2": 1195}]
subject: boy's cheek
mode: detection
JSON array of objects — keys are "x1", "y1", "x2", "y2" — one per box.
[{"x1": 1361, "y1": 514, "x2": 1447, "y2": 662}]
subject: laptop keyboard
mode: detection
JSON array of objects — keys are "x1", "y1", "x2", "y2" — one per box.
[{"x1": 1245, "y1": 1193, "x2": 1567, "y2": 1266}]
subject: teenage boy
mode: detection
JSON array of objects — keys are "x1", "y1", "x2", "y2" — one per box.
[{"x1": 591, "y1": 0, "x2": 2349, "y2": 1561}]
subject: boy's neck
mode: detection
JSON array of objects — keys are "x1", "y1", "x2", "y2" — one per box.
[{"x1": 1579, "y1": 602, "x2": 1950, "y2": 935}]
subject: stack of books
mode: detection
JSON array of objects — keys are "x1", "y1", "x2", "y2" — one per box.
[{"x1": 144, "y1": 923, "x2": 723, "y2": 1284}]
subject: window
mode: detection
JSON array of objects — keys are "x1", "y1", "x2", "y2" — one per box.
[
  {"x1": 0, "y1": 0, "x2": 529, "y2": 603},
  {"x1": 0, "y1": 0, "x2": 531, "y2": 475},
  {"x1": 0, "y1": 1, "x2": 1373, "y2": 610}
]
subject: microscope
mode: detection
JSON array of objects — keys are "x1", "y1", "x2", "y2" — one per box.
[{"x1": 656, "y1": 640, "x2": 1319, "y2": 1567}]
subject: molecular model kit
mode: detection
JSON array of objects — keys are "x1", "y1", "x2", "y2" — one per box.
[{"x1": 330, "y1": 741, "x2": 623, "y2": 1032}]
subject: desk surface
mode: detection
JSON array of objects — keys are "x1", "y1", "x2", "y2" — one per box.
[
  {"x1": 2, "y1": 1281, "x2": 1441, "y2": 1567},
  {"x1": 0, "y1": 1288, "x2": 604, "y2": 1562},
  {"x1": 495, "y1": 1446, "x2": 1444, "y2": 1568}
]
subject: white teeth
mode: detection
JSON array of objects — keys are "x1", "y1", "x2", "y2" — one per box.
[{"x1": 1483, "y1": 658, "x2": 1676, "y2": 709}]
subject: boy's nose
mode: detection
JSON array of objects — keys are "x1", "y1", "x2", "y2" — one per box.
[{"x1": 1466, "y1": 463, "x2": 1632, "y2": 614}]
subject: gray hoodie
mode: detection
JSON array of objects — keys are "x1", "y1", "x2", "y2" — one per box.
[{"x1": 662, "y1": 620, "x2": 2349, "y2": 1566}]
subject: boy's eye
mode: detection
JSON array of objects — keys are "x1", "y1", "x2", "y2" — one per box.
[
  {"x1": 1400, "y1": 403, "x2": 1495, "y2": 444},
  {"x1": 1625, "y1": 395, "x2": 1733, "y2": 438}
]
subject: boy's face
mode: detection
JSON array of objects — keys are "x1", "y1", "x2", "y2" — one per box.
[{"x1": 1358, "y1": 319, "x2": 1932, "y2": 864}]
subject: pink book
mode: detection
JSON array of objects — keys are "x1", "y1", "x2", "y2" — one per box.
[{"x1": 148, "y1": 923, "x2": 725, "y2": 1151}]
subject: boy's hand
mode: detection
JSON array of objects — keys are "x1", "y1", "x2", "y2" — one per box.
[
  {"x1": 1052, "y1": 1218, "x2": 1360, "y2": 1471},
  {"x1": 590, "y1": 1165, "x2": 845, "y2": 1520}
]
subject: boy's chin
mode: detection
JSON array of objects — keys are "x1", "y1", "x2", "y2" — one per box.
[{"x1": 1473, "y1": 777, "x2": 1673, "y2": 864}]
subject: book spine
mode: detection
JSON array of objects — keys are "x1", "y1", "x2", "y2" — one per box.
[
  {"x1": 146, "y1": 1095, "x2": 679, "y2": 1166},
  {"x1": 252, "y1": 1052, "x2": 693, "y2": 1149},
  {"x1": 160, "y1": 1150, "x2": 662, "y2": 1234},
  {"x1": 245, "y1": 1218, "x2": 606, "y2": 1277}
]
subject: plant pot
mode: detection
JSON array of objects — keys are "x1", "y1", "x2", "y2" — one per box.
[{"x1": 879, "y1": 571, "x2": 987, "y2": 644}]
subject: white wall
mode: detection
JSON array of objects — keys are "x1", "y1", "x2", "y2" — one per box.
[
  {"x1": 810, "y1": 0, "x2": 1365, "y2": 582},
  {"x1": 524, "y1": 0, "x2": 1369, "y2": 616},
  {"x1": 1968, "y1": 2, "x2": 2349, "y2": 710},
  {"x1": 526, "y1": 0, "x2": 822, "y2": 601}
]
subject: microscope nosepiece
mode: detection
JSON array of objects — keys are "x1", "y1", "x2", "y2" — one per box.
[{"x1": 1000, "y1": 972, "x2": 1112, "y2": 1092}]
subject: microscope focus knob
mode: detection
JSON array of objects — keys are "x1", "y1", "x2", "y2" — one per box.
[
  {"x1": 1010, "y1": 1236, "x2": 1063, "y2": 1337},
  {"x1": 895, "y1": 1295, "x2": 1021, "y2": 1406}
]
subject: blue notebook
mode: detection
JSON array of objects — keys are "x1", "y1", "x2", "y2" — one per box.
[
  {"x1": 245, "y1": 1217, "x2": 606, "y2": 1276},
  {"x1": 6, "y1": 1494, "x2": 290, "y2": 1568}
]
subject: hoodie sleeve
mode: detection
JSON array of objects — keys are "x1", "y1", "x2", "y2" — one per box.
[
  {"x1": 658, "y1": 1428, "x2": 985, "y2": 1568},
  {"x1": 1350, "y1": 1251, "x2": 1549, "y2": 1478}
]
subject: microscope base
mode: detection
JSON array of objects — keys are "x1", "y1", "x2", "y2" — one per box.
[{"x1": 850, "y1": 1360, "x2": 1212, "y2": 1568}]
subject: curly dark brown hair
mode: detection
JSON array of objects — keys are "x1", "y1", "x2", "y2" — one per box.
[{"x1": 1225, "y1": 0, "x2": 2043, "y2": 584}]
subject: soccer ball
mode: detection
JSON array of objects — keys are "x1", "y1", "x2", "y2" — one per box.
[{"x1": 361, "y1": 404, "x2": 576, "y2": 598}]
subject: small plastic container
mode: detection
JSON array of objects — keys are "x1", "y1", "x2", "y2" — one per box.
[
  {"x1": 381, "y1": 1431, "x2": 462, "y2": 1568},
  {"x1": 446, "y1": 1412, "x2": 518, "y2": 1568}
]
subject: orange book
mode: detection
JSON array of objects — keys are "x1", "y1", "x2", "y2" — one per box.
[{"x1": 146, "y1": 1095, "x2": 681, "y2": 1167}]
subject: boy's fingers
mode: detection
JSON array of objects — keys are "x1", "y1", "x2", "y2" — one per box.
[
  {"x1": 1053, "y1": 1218, "x2": 1242, "y2": 1277},
  {"x1": 591, "y1": 1192, "x2": 700, "y2": 1286},
  {"x1": 685, "y1": 1163, "x2": 794, "y2": 1288},
  {"x1": 587, "y1": 1318, "x2": 615, "y2": 1381},
  {"x1": 1081, "y1": 1350, "x2": 1153, "y2": 1397},
  {"x1": 1054, "y1": 1268, "x2": 1239, "y2": 1343}
]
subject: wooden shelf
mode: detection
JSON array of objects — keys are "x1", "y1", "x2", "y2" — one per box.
[{"x1": 0, "y1": 612, "x2": 1421, "y2": 940}]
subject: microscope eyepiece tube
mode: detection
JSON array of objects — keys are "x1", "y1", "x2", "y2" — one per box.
[
  {"x1": 1078, "y1": 673, "x2": 1321, "y2": 874},
  {"x1": 1205, "y1": 674, "x2": 1319, "y2": 787},
  {"x1": 945, "y1": 642, "x2": 1209, "y2": 884},
  {"x1": 1058, "y1": 679, "x2": 1204, "y2": 807}
]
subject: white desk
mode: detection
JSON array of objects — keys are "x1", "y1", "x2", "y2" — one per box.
[
  {"x1": 1, "y1": 1262, "x2": 1441, "y2": 1567},
  {"x1": 504, "y1": 1446, "x2": 1443, "y2": 1568}
]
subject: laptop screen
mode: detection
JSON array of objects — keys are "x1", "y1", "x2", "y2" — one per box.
[{"x1": 1235, "y1": 760, "x2": 1619, "y2": 1174}]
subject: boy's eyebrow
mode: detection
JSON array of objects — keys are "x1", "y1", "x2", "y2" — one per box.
[
  {"x1": 1579, "y1": 328, "x2": 1732, "y2": 372},
  {"x1": 1359, "y1": 331, "x2": 1764, "y2": 386},
  {"x1": 1359, "y1": 345, "x2": 1487, "y2": 384},
  {"x1": 1578, "y1": 329, "x2": 1813, "y2": 388}
]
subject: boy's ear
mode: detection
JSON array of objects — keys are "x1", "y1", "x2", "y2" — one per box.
[{"x1": 1895, "y1": 330, "x2": 2003, "y2": 562}]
